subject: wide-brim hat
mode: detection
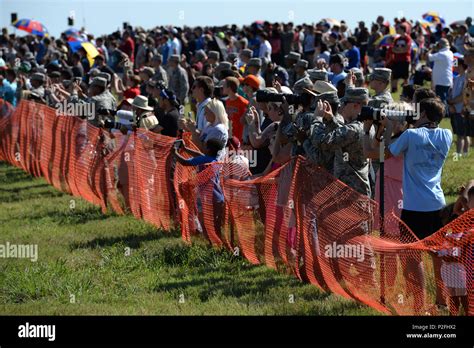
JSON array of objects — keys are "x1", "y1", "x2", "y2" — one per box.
[{"x1": 132, "y1": 95, "x2": 153, "y2": 111}]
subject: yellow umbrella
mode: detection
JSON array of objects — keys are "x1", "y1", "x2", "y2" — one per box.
[{"x1": 81, "y1": 42, "x2": 99, "y2": 68}]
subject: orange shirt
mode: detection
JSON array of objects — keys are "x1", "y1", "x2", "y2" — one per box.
[{"x1": 225, "y1": 95, "x2": 249, "y2": 142}]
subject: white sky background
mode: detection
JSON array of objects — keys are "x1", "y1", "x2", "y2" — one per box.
[{"x1": 0, "y1": 0, "x2": 472, "y2": 37}]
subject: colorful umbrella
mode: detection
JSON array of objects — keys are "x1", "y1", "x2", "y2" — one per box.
[
  {"x1": 422, "y1": 11, "x2": 446, "y2": 26},
  {"x1": 67, "y1": 41, "x2": 98, "y2": 67},
  {"x1": 13, "y1": 18, "x2": 49, "y2": 37}
]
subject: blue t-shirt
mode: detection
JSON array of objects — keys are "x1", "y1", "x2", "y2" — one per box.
[
  {"x1": 329, "y1": 71, "x2": 347, "y2": 87},
  {"x1": 345, "y1": 46, "x2": 360, "y2": 69},
  {"x1": 184, "y1": 155, "x2": 217, "y2": 167},
  {"x1": 388, "y1": 127, "x2": 452, "y2": 212}
]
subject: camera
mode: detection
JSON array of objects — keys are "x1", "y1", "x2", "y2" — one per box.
[
  {"x1": 256, "y1": 89, "x2": 311, "y2": 105},
  {"x1": 357, "y1": 106, "x2": 418, "y2": 124}
]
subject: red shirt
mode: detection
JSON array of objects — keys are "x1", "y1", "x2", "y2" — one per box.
[
  {"x1": 123, "y1": 87, "x2": 140, "y2": 99},
  {"x1": 120, "y1": 37, "x2": 135, "y2": 62},
  {"x1": 392, "y1": 34, "x2": 412, "y2": 63},
  {"x1": 225, "y1": 95, "x2": 249, "y2": 142}
]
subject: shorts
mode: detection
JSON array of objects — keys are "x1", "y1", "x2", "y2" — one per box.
[
  {"x1": 469, "y1": 115, "x2": 474, "y2": 137},
  {"x1": 451, "y1": 113, "x2": 470, "y2": 136},
  {"x1": 392, "y1": 61, "x2": 410, "y2": 80},
  {"x1": 400, "y1": 209, "x2": 443, "y2": 240}
]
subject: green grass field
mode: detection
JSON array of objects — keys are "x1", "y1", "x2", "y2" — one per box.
[
  {"x1": 0, "y1": 113, "x2": 472, "y2": 315},
  {"x1": 0, "y1": 163, "x2": 380, "y2": 315}
]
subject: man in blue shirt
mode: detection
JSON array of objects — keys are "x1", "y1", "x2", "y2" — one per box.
[
  {"x1": 0, "y1": 69, "x2": 18, "y2": 106},
  {"x1": 328, "y1": 54, "x2": 347, "y2": 97},
  {"x1": 380, "y1": 97, "x2": 452, "y2": 313},
  {"x1": 344, "y1": 37, "x2": 361, "y2": 69}
]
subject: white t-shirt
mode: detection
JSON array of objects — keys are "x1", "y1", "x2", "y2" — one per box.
[
  {"x1": 259, "y1": 40, "x2": 272, "y2": 60},
  {"x1": 428, "y1": 48, "x2": 454, "y2": 87}
]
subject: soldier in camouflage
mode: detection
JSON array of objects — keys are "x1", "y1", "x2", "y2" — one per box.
[
  {"x1": 285, "y1": 51, "x2": 301, "y2": 87},
  {"x1": 313, "y1": 87, "x2": 372, "y2": 196},
  {"x1": 302, "y1": 90, "x2": 345, "y2": 174},
  {"x1": 307, "y1": 69, "x2": 329, "y2": 83},
  {"x1": 368, "y1": 68, "x2": 393, "y2": 108},
  {"x1": 167, "y1": 54, "x2": 189, "y2": 105}
]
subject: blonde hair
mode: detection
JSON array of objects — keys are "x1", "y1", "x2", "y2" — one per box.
[{"x1": 206, "y1": 98, "x2": 229, "y2": 129}]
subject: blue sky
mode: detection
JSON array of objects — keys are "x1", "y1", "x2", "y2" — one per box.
[{"x1": 0, "y1": 0, "x2": 472, "y2": 37}]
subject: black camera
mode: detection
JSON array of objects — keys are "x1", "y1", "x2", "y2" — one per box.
[
  {"x1": 256, "y1": 89, "x2": 311, "y2": 105},
  {"x1": 97, "y1": 108, "x2": 117, "y2": 117},
  {"x1": 357, "y1": 106, "x2": 418, "y2": 124}
]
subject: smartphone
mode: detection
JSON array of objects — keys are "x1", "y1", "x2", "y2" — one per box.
[{"x1": 173, "y1": 139, "x2": 184, "y2": 150}]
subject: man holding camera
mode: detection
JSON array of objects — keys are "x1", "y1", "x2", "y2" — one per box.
[
  {"x1": 302, "y1": 91, "x2": 344, "y2": 174},
  {"x1": 314, "y1": 87, "x2": 371, "y2": 197},
  {"x1": 379, "y1": 97, "x2": 452, "y2": 313}
]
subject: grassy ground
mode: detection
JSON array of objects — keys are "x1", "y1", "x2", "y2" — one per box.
[{"x1": 0, "y1": 163, "x2": 378, "y2": 315}]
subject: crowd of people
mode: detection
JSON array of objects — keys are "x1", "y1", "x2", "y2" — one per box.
[{"x1": 0, "y1": 15, "x2": 473, "y2": 315}]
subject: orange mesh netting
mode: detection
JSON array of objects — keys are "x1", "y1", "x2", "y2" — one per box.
[{"x1": 1, "y1": 99, "x2": 473, "y2": 316}]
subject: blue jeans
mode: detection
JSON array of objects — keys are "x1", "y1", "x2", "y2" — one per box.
[{"x1": 435, "y1": 85, "x2": 450, "y2": 117}]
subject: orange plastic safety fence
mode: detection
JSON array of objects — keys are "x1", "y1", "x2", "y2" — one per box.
[{"x1": 1, "y1": 99, "x2": 473, "y2": 316}]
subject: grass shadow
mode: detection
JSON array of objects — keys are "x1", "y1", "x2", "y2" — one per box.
[{"x1": 69, "y1": 228, "x2": 181, "y2": 250}]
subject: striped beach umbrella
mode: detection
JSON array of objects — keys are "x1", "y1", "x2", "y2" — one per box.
[
  {"x1": 422, "y1": 11, "x2": 446, "y2": 26},
  {"x1": 13, "y1": 18, "x2": 49, "y2": 37}
]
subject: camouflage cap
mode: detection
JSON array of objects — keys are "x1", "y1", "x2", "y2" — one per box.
[
  {"x1": 207, "y1": 50, "x2": 220, "y2": 60},
  {"x1": 350, "y1": 68, "x2": 365, "y2": 83},
  {"x1": 194, "y1": 49, "x2": 207, "y2": 61},
  {"x1": 30, "y1": 72, "x2": 46, "y2": 83},
  {"x1": 295, "y1": 59, "x2": 309, "y2": 69},
  {"x1": 312, "y1": 80, "x2": 338, "y2": 94},
  {"x1": 90, "y1": 76, "x2": 108, "y2": 89},
  {"x1": 227, "y1": 52, "x2": 238, "y2": 63},
  {"x1": 307, "y1": 69, "x2": 328, "y2": 82},
  {"x1": 285, "y1": 51, "x2": 301, "y2": 61},
  {"x1": 247, "y1": 58, "x2": 262, "y2": 68},
  {"x1": 293, "y1": 76, "x2": 314, "y2": 94},
  {"x1": 369, "y1": 68, "x2": 391, "y2": 82},
  {"x1": 340, "y1": 87, "x2": 369, "y2": 103},
  {"x1": 314, "y1": 91, "x2": 340, "y2": 104},
  {"x1": 97, "y1": 72, "x2": 111, "y2": 83},
  {"x1": 168, "y1": 54, "x2": 181, "y2": 63},
  {"x1": 240, "y1": 48, "x2": 253, "y2": 59},
  {"x1": 216, "y1": 61, "x2": 232, "y2": 72}
]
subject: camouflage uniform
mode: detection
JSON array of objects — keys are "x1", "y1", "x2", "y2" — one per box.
[
  {"x1": 302, "y1": 92, "x2": 344, "y2": 174},
  {"x1": 152, "y1": 65, "x2": 169, "y2": 88},
  {"x1": 316, "y1": 88, "x2": 372, "y2": 196},
  {"x1": 167, "y1": 65, "x2": 189, "y2": 105}
]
